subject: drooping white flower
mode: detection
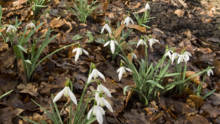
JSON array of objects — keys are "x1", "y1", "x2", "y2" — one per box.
[
  {"x1": 164, "y1": 50, "x2": 173, "y2": 60},
  {"x1": 177, "y1": 51, "x2": 192, "y2": 64},
  {"x1": 101, "y1": 24, "x2": 112, "y2": 34},
  {"x1": 137, "y1": 39, "x2": 147, "y2": 48},
  {"x1": 207, "y1": 68, "x2": 214, "y2": 76},
  {"x1": 104, "y1": 40, "x2": 118, "y2": 54},
  {"x1": 26, "y1": 22, "x2": 36, "y2": 29},
  {"x1": 6, "y1": 25, "x2": 17, "y2": 34},
  {"x1": 95, "y1": 93, "x2": 113, "y2": 112},
  {"x1": 53, "y1": 86, "x2": 77, "y2": 105},
  {"x1": 87, "y1": 105, "x2": 105, "y2": 124},
  {"x1": 117, "y1": 66, "x2": 132, "y2": 81},
  {"x1": 145, "y1": 3, "x2": 150, "y2": 11},
  {"x1": 165, "y1": 50, "x2": 179, "y2": 64},
  {"x1": 72, "y1": 47, "x2": 89, "y2": 62},
  {"x1": 97, "y1": 84, "x2": 112, "y2": 97},
  {"x1": 87, "y1": 69, "x2": 105, "y2": 83},
  {"x1": 123, "y1": 16, "x2": 134, "y2": 26},
  {"x1": 171, "y1": 53, "x2": 179, "y2": 64},
  {"x1": 148, "y1": 38, "x2": 159, "y2": 48}
]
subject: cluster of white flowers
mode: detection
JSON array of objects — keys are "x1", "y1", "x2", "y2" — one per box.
[
  {"x1": 53, "y1": 68, "x2": 113, "y2": 124},
  {"x1": 87, "y1": 84, "x2": 113, "y2": 124},
  {"x1": 6, "y1": 22, "x2": 36, "y2": 34},
  {"x1": 165, "y1": 50, "x2": 192, "y2": 64},
  {"x1": 137, "y1": 38, "x2": 160, "y2": 48},
  {"x1": 85, "y1": 68, "x2": 113, "y2": 124}
]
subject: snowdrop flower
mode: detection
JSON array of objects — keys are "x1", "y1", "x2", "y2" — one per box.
[
  {"x1": 26, "y1": 22, "x2": 36, "y2": 29},
  {"x1": 177, "y1": 51, "x2": 192, "y2": 64},
  {"x1": 101, "y1": 24, "x2": 112, "y2": 34},
  {"x1": 6, "y1": 25, "x2": 17, "y2": 34},
  {"x1": 104, "y1": 40, "x2": 118, "y2": 54},
  {"x1": 207, "y1": 68, "x2": 214, "y2": 76},
  {"x1": 123, "y1": 16, "x2": 134, "y2": 26},
  {"x1": 117, "y1": 66, "x2": 132, "y2": 81},
  {"x1": 87, "y1": 105, "x2": 105, "y2": 124},
  {"x1": 72, "y1": 47, "x2": 89, "y2": 62},
  {"x1": 53, "y1": 86, "x2": 77, "y2": 105},
  {"x1": 165, "y1": 50, "x2": 179, "y2": 64},
  {"x1": 87, "y1": 69, "x2": 105, "y2": 83},
  {"x1": 95, "y1": 93, "x2": 113, "y2": 112},
  {"x1": 165, "y1": 50, "x2": 173, "y2": 60},
  {"x1": 148, "y1": 38, "x2": 159, "y2": 49},
  {"x1": 137, "y1": 39, "x2": 147, "y2": 48},
  {"x1": 171, "y1": 53, "x2": 179, "y2": 64},
  {"x1": 145, "y1": 3, "x2": 150, "y2": 11},
  {"x1": 97, "y1": 84, "x2": 112, "y2": 97}
]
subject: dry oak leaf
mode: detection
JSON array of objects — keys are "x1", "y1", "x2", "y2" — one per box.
[
  {"x1": 185, "y1": 71, "x2": 201, "y2": 85},
  {"x1": 114, "y1": 24, "x2": 125, "y2": 38},
  {"x1": 17, "y1": 83, "x2": 38, "y2": 96},
  {"x1": 127, "y1": 24, "x2": 146, "y2": 33},
  {"x1": 175, "y1": 9, "x2": 184, "y2": 17},
  {"x1": 50, "y1": 17, "x2": 65, "y2": 28}
]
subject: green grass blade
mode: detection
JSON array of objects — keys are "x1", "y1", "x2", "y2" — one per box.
[{"x1": 0, "y1": 90, "x2": 13, "y2": 99}]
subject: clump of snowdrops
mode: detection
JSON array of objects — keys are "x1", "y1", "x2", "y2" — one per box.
[
  {"x1": 23, "y1": 63, "x2": 114, "y2": 124},
  {"x1": 1, "y1": 21, "x2": 74, "y2": 82},
  {"x1": 99, "y1": 15, "x2": 214, "y2": 104}
]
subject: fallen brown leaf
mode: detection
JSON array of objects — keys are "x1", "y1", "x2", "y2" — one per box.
[
  {"x1": 17, "y1": 83, "x2": 38, "y2": 97},
  {"x1": 175, "y1": 9, "x2": 185, "y2": 17},
  {"x1": 114, "y1": 24, "x2": 125, "y2": 38},
  {"x1": 50, "y1": 17, "x2": 65, "y2": 28},
  {"x1": 187, "y1": 95, "x2": 204, "y2": 108},
  {"x1": 0, "y1": 107, "x2": 24, "y2": 124},
  {"x1": 127, "y1": 24, "x2": 146, "y2": 33},
  {"x1": 185, "y1": 71, "x2": 201, "y2": 85}
]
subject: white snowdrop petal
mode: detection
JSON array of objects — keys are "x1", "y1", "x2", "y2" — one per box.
[
  {"x1": 97, "y1": 85, "x2": 111, "y2": 98},
  {"x1": 207, "y1": 69, "x2": 214, "y2": 76},
  {"x1": 82, "y1": 49, "x2": 89, "y2": 55},
  {"x1": 67, "y1": 88, "x2": 77, "y2": 105},
  {"x1": 72, "y1": 48, "x2": 77, "y2": 53},
  {"x1": 53, "y1": 89, "x2": 65, "y2": 103},
  {"x1": 104, "y1": 41, "x2": 110, "y2": 47},
  {"x1": 116, "y1": 68, "x2": 121, "y2": 73},
  {"x1": 87, "y1": 107, "x2": 93, "y2": 120},
  {"x1": 110, "y1": 41, "x2": 115, "y2": 54},
  {"x1": 87, "y1": 73, "x2": 93, "y2": 83},
  {"x1": 74, "y1": 49, "x2": 81, "y2": 62},
  {"x1": 145, "y1": 3, "x2": 150, "y2": 10},
  {"x1": 126, "y1": 68, "x2": 132, "y2": 72},
  {"x1": 103, "y1": 99, "x2": 113, "y2": 112},
  {"x1": 95, "y1": 106, "x2": 105, "y2": 124},
  {"x1": 118, "y1": 68, "x2": 125, "y2": 81},
  {"x1": 97, "y1": 71, "x2": 106, "y2": 82}
]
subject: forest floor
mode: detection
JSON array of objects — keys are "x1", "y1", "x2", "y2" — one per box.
[{"x1": 0, "y1": 0, "x2": 220, "y2": 123}]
